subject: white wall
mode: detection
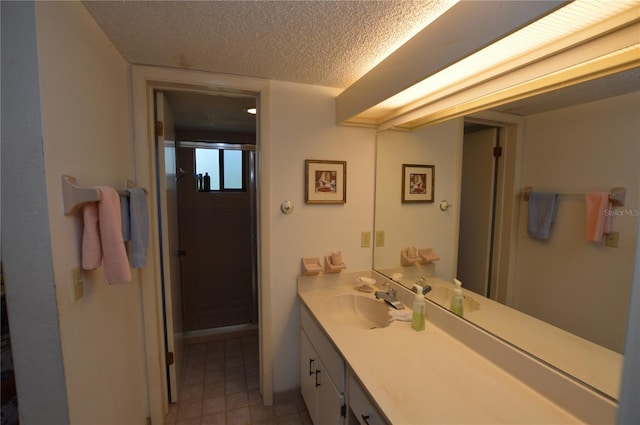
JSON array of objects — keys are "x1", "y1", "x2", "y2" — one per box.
[
  {"x1": 268, "y1": 80, "x2": 376, "y2": 392},
  {"x1": 513, "y1": 92, "x2": 640, "y2": 353},
  {"x1": 35, "y1": 2, "x2": 148, "y2": 423},
  {"x1": 0, "y1": 2, "x2": 70, "y2": 422},
  {"x1": 374, "y1": 120, "x2": 461, "y2": 282}
]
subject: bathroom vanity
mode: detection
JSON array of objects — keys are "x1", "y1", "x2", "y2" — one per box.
[{"x1": 298, "y1": 271, "x2": 616, "y2": 424}]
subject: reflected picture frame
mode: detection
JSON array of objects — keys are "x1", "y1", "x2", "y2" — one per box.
[
  {"x1": 402, "y1": 164, "x2": 434, "y2": 203},
  {"x1": 305, "y1": 159, "x2": 346, "y2": 204}
]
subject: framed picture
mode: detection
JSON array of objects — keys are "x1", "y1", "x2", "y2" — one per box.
[
  {"x1": 305, "y1": 160, "x2": 346, "y2": 204},
  {"x1": 402, "y1": 164, "x2": 434, "y2": 203}
]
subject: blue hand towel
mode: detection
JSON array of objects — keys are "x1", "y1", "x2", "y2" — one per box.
[
  {"x1": 128, "y1": 188, "x2": 149, "y2": 268},
  {"x1": 119, "y1": 194, "x2": 131, "y2": 242},
  {"x1": 527, "y1": 191, "x2": 558, "y2": 239}
]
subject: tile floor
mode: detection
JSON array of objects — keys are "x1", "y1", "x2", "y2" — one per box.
[{"x1": 166, "y1": 332, "x2": 312, "y2": 425}]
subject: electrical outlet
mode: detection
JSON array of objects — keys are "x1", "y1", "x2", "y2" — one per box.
[
  {"x1": 605, "y1": 231, "x2": 620, "y2": 248},
  {"x1": 361, "y1": 231, "x2": 371, "y2": 248},
  {"x1": 71, "y1": 266, "x2": 84, "y2": 301},
  {"x1": 375, "y1": 231, "x2": 385, "y2": 247}
]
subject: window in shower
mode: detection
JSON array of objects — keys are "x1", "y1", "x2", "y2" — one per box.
[{"x1": 195, "y1": 148, "x2": 245, "y2": 191}]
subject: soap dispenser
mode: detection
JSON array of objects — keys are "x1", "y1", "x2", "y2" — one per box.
[
  {"x1": 411, "y1": 284, "x2": 426, "y2": 331},
  {"x1": 450, "y1": 278, "x2": 464, "y2": 317}
]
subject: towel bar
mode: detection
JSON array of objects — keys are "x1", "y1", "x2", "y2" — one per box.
[
  {"x1": 62, "y1": 175, "x2": 148, "y2": 215},
  {"x1": 522, "y1": 186, "x2": 625, "y2": 207}
]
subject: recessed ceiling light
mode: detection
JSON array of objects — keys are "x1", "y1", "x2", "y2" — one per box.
[{"x1": 247, "y1": 108, "x2": 257, "y2": 115}]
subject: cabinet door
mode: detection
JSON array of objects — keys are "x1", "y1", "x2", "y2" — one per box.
[
  {"x1": 316, "y1": 367, "x2": 345, "y2": 425},
  {"x1": 300, "y1": 331, "x2": 318, "y2": 420}
]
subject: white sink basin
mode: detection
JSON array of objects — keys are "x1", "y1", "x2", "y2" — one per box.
[{"x1": 326, "y1": 294, "x2": 391, "y2": 329}]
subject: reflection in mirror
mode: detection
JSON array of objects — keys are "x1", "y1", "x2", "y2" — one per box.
[{"x1": 373, "y1": 70, "x2": 639, "y2": 400}]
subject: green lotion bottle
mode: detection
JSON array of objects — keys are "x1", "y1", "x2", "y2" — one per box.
[
  {"x1": 411, "y1": 284, "x2": 426, "y2": 331},
  {"x1": 450, "y1": 278, "x2": 464, "y2": 317}
]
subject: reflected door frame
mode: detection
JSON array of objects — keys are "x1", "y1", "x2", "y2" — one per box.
[{"x1": 456, "y1": 110, "x2": 524, "y2": 304}]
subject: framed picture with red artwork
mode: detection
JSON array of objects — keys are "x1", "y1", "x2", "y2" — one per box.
[
  {"x1": 402, "y1": 164, "x2": 434, "y2": 203},
  {"x1": 305, "y1": 159, "x2": 346, "y2": 204}
]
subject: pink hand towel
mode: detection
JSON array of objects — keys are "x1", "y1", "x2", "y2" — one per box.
[
  {"x1": 585, "y1": 192, "x2": 611, "y2": 242},
  {"x1": 98, "y1": 187, "x2": 132, "y2": 284},
  {"x1": 82, "y1": 202, "x2": 102, "y2": 270}
]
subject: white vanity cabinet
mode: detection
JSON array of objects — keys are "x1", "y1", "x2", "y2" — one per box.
[{"x1": 300, "y1": 305, "x2": 346, "y2": 425}]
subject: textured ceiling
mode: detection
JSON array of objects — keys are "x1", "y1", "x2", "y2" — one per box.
[
  {"x1": 83, "y1": 0, "x2": 453, "y2": 89},
  {"x1": 83, "y1": 1, "x2": 639, "y2": 132}
]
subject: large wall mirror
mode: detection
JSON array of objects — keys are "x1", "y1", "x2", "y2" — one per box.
[{"x1": 373, "y1": 68, "x2": 639, "y2": 401}]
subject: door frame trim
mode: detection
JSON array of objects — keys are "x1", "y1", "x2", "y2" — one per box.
[
  {"x1": 461, "y1": 110, "x2": 524, "y2": 305},
  {"x1": 130, "y1": 65, "x2": 273, "y2": 423}
]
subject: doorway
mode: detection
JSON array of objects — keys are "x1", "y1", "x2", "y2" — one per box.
[
  {"x1": 154, "y1": 89, "x2": 259, "y2": 404},
  {"x1": 455, "y1": 114, "x2": 520, "y2": 304},
  {"x1": 176, "y1": 141, "x2": 258, "y2": 331},
  {"x1": 456, "y1": 123, "x2": 501, "y2": 298}
]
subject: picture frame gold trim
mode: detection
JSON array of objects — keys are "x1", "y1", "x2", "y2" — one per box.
[
  {"x1": 305, "y1": 160, "x2": 347, "y2": 204},
  {"x1": 402, "y1": 164, "x2": 434, "y2": 203}
]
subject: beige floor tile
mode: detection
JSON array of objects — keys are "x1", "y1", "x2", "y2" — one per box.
[
  {"x1": 202, "y1": 395, "x2": 226, "y2": 416},
  {"x1": 248, "y1": 389, "x2": 262, "y2": 406},
  {"x1": 179, "y1": 384, "x2": 204, "y2": 402},
  {"x1": 225, "y1": 355, "x2": 244, "y2": 369},
  {"x1": 205, "y1": 369, "x2": 225, "y2": 386},
  {"x1": 250, "y1": 405, "x2": 276, "y2": 423},
  {"x1": 273, "y1": 402, "x2": 298, "y2": 418},
  {"x1": 176, "y1": 418, "x2": 201, "y2": 425},
  {"x1": 226, "y1": 391, "x2": 249, "y2": 410},
  {"x1": 176, "y1": 400, "x2": 203, "y2": 421},
  {"x1": 226, "y1": 406, "x2": 251, "y2": 425},
  {"x1": 225, "y1": 377, "x2": 247, "y2": 395},
  {"x1": 204, "y1": 382, "x2": 226, "y2": 399},
  {"x1": 275, "y1": 412, "x2": 303, "y2": 425},
  {"x1": 201, "y1": 412, "x2": 226, "y2": 425},
  {"x1": 225, "y1": 366, "x2": 245, "y2": 381}
]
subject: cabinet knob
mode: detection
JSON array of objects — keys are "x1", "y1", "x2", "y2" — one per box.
[
  {"x1": 309, "y1": 358, "x2": 315, "y2": 376},
  {"x1": 361, "y1": 414, "x2": 371, "y2": 425},
  {"x1": 315, "y1": 369, "x2": 321, "y2": 387}
]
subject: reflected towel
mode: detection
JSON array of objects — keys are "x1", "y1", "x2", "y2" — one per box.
[
  {"x1": 82, "y1": 202, "x2": 102, "y2": 270},
  {"x1": 128, "y1": 188, "x2": 149, "y2": 268},
  {"x1": 527, "y1": 192, "x2": 558, "y2": 239},
  {"x1": 585, "y1": 192, "x2": 611, "y2": 242}
]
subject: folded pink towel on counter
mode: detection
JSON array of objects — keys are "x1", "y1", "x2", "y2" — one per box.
[
  {"x1": 81, "y1": 187, "x2": 132, "y2": 283},
  {"x1": 82, "y1": 202, "x2": 102, "y2": 270},
  {"x1": 585, "y1": 192, "x2": 611, "y2": 242}
]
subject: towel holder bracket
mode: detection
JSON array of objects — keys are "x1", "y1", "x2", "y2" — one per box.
[{"x1": 62, "y1": 175, "x2": 102, "y2": 215}]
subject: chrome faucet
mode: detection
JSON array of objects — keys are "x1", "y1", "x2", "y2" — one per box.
[
  {"x1": 413, "y1": 277, "x2": 432, "y2": 295},
  {"x1": 375, "y1": 282, "x2": 405, "y2": 310}
]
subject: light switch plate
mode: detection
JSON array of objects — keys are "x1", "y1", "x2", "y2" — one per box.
[
  {"x1": 375, "y1": 231, "x2": 385, "y2": 247},
  {"x1": 605, "y1": 231, "x2": 620, "y2": 248},
  {"x1": 361, "y1": 231, "x2": 371, "y2": 248}
]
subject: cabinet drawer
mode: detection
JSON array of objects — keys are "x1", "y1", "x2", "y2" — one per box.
[
  {"x1": 301, "y1": 305, "x2": 345, "y2": 392},
  {"x1": 349, "y1": 375, "x2": 387, "y2": 425}
]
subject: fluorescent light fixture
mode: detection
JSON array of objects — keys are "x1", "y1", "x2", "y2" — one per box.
[
  {"x1": 246, "y1": 108, "x2": 257, "y2": 115},
  {"x1": 365, "y1": 0, "x2": 640, "y2": 119}
]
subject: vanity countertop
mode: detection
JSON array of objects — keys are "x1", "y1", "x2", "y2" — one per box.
[{"x1": 298, "y1": 271, "x2": 582, "y2": 424}]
